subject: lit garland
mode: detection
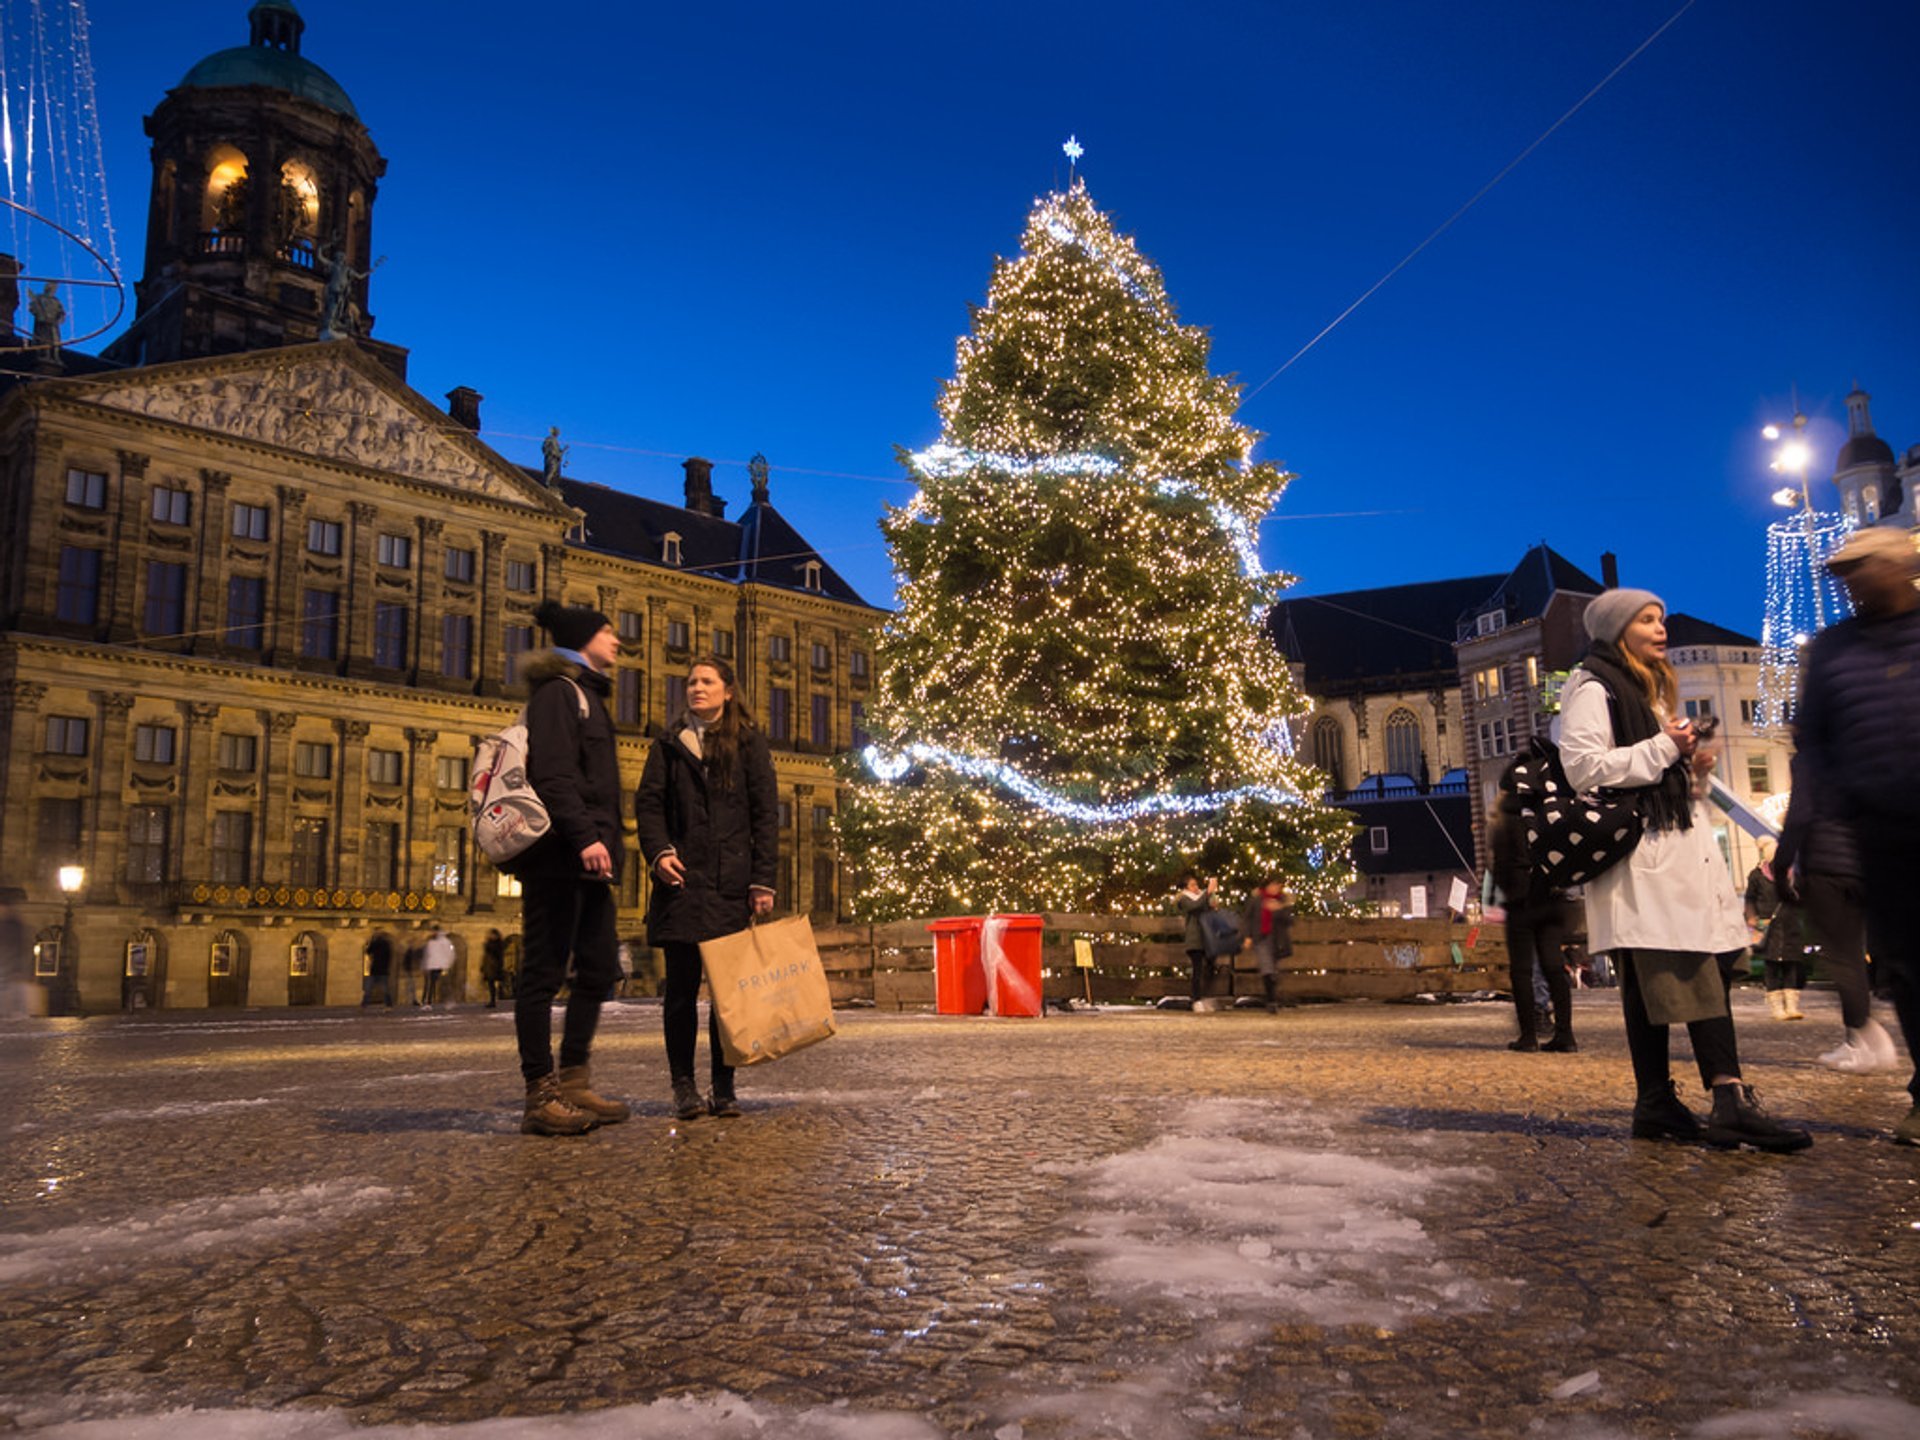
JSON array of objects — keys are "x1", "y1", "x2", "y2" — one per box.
[
  {"x1": 838, "y1": 180, "x2": 1356, "y2": 918},
  {"x1": 1755, "y1": 510, "x2": 1853, "y2": 729},
  {"x1": 859, "y1": 742, "x2": 1302, "y2": 823}
]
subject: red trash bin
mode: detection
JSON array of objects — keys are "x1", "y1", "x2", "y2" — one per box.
[
  {"x1": 983, "y1": 913, "x2": 1045, "y2": 1017},
  {"x1": 926, "y1": 917, "x2": 986, "y2": 1014}
]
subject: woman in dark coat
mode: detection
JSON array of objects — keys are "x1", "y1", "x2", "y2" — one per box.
[{"x1": 634, "y1": 656, "x2": 778, "y2": 1119}]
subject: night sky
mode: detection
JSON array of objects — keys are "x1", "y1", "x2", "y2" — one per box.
[{"x1": 63, "y1": 1, "x2": 1920, "y2": 630}]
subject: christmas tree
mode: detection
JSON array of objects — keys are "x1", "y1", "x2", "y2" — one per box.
[{"x1": 839, "y1": 179, "x2": 1355, "y2": 917}]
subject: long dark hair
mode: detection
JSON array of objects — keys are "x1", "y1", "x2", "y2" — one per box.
[{"x1": 688, "y1": 655, "x2": 757, "y2": 790}]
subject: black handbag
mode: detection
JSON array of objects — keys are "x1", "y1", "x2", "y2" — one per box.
[{"x1": 1504, "y1": 736, "x2": 1643, "y2": 889}]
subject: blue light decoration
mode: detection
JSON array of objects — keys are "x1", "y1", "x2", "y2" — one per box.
[
  {"x1": 860, "y1": 743, "x2": 1301, "y2": 824},
  {"x1": 1755, "y1": 511, "x2": 1853, "y2": 729}
]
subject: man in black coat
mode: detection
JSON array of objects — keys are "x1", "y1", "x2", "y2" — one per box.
[
  {"x1": 512, "y1": 600, "x2": 631, "y2": 1136},
  {"x1": 1781, "y1": 526, "x2": 1920, "y2": 1144}
]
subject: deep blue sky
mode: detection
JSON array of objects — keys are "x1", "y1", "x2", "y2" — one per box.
[{"x1": 69, "y1": 1, "x2": 1920, "y2": 631}]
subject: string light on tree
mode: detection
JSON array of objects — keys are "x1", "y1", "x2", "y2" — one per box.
[
  {"x1": 838, "y1": 176, "x2": 1355, "y2": 918},
  {"x1": 1753, "y1": 409, "x2": 1852, "y2": 729}
]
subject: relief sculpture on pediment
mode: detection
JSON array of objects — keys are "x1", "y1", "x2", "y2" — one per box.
[{"x1": 82, "y1": 360, "x2": 538, "y2": 502}]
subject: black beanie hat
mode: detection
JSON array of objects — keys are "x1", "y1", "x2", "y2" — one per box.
[{"x1": 533, "y1": 599, "x2": 612, "y2": 652}]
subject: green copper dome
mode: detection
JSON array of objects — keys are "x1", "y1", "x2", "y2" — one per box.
[{"x1": 176, "y1": 2, "x2": 358, "y2": 120}]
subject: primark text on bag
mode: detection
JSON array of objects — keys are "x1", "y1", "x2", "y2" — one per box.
[{"x1": 698, "y1": 914, "x2": 836, "y2": 1066}]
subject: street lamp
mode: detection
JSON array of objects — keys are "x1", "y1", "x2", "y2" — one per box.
[{"x1": 57, "y1": 864, "x2": 84, "y2": 1016}]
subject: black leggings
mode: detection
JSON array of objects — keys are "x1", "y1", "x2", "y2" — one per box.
[
  {"x1": 1616, "y1": 948, "x2": 1741, "y2": 1097},
  {"x1": 1800, "y1": 873, "x2": 1872, "y2": 1029},
  {"x1": 1186, "y1": 948, "x2": 1215, "y2": 1002},
  {"x1": 662, "y1": 940, "x2": 734, "y2": 1091},
  {"x1": 1506, "y1": 903, "x2": 1572, "y2": 1040}
]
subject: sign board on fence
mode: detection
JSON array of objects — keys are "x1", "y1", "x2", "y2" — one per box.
[
  {"x1": 1408, "y1": 885, "x2": 1428, "y2": 919},
  {"x1": 1446, "y1": 877, "x2": 1469, "y2": 914},
  {"x1": 1073, "y1": 938, "x2": 1094, "y2": 969}
]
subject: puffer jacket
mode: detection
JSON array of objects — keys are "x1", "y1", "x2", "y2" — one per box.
[
  {"x1": 518, "y1": 651, "x2": 624, "y2": 881},
  {"x1": 633, "y1": 715, "x2": 778, "y2": 945},
  {"x1": 1788, "y1": 606, "x2": 1920, "y2": 828}
]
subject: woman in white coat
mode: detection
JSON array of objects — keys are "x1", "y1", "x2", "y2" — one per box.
[{"x1": 1559, "y1": 588, "x2": 1810, "y2": 1151}]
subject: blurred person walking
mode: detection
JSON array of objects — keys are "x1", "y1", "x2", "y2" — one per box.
[
  {"x1": 1743, "y1": 843, "x2": 1807, "y2": 1021},
  {"x1": 1561, "y1": 588, "x2": 1810, "y2": 1151},
  {"x1": 1239, "y1": 876, "x2": 1294, "y2": 1013},
  {"x1": 422, "y1": 928, "x2": 455, "y2": 1005},
  {"x1": 1778, "y1": 527, "x2": 1920, "y2": 1140},
  {"x1": 1489, "y1": 777, "x2": 1577, "y2": 1052},
  {"x1": 362, "y1": 930, "x2": 394, "y2": 1008},
  {"x1": 635, "y1": 656, "x2": 778, "y2": 1120},
  {"x1": 510, "y1": 601, "x2": 631, "y2": 1136},
  {"x1": 1775, "y1": 752, "x2": 1894, "y2": 1072},
  {"x1": 481, "y1": 928, "x2": 506, "y2": 1009}
]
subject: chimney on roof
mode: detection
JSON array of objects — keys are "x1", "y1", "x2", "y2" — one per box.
[
  {"x1": 682, "y1": 457, "x2": 727, "y2": 519},
  {"x1": 445, "y1": 386, "x2": 483, "y2": 432},
  {"x1": 1601, "y1": 551, "x2": 1619, "y2": 589}
]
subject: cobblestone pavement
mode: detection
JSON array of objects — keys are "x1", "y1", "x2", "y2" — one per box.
[{"x1": 2, "y1": 988, "x2": 1918, "y2": 1438}]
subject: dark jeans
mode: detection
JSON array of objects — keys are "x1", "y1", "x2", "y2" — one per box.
[
  {"x1": 514, "y1": 878, "x2": 619, "y2": 1084},
  {"x1": 1800, "y1": 872, "x2": 1871, "y2": 1029},
  {"x1": 662, "y1": 940, "x2": 734, "y2": 1093},
  {"x1": 1856, "y1": 820, "x2": 1920, "y2": 1105},
  {"x1": 1507, "y1": 902, "x2": 1572, "y2": 1041},
  {"x1": 1616, "y1": 948, "x2": 1741, "y2": 1097},
  {"x1": 1186, "y1": 947, "x2": 1215, "y2": 1002}
]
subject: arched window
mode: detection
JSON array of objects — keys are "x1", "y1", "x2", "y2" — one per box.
[
  {"x1": 202, "y1": 145, "x2": 249, "y2": 236},
  {"x1": 1862, "y1": 485, "x2": 1881, "y2": 523},
  {"x1": 277, "y1": 159, "x2": 320, "y2": 265},
  {"x1": 1310, "y1": 717, "x2": 1345, "y2": 790},
  {"x1": 1384, "y1": 708, "x2": 1423, "y2": 779}
]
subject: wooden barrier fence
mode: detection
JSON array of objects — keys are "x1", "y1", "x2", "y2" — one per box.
[{"x1": 809, "y1": 914, "x2": 1510, "y2": 1008}]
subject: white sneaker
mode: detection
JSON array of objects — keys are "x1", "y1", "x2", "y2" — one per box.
[
  {"x1": 1859, "y1": 1019, "x2": 1902, "y2": 1071},
  {"x1": 1820, "y1": 1024, "x2": 1903, "y2": 1074}
]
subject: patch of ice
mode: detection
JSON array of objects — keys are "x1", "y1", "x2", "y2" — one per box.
[
  {"x1": 1687, "y1": 1390, "x2": 1920, "y2": 1439},
  {"x1": 0, "y1": 1392, "x2": 945, "y2": 1438},
  {"x1": 1550, "y1": 1370, "x2": 1602, "y2": 1399},
  {"x1": 1046, "y1": 1097, "x2": 1491, "y2": 1327},
  {"x1": 90, "y1": 1098, "x2": 275, "y2": 1124},
  {"x1": 0, "y1": 1180, "x2": 398, "y2": 1285}
]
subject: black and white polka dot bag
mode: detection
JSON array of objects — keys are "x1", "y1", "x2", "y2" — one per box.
[{"x1": 1504, "y1": 737, "x2": 1644, "y2": 889}]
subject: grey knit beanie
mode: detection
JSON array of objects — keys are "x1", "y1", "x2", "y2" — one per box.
[{"x1": 1582, "y1": 587, "x2": 1663, "y2": 643}]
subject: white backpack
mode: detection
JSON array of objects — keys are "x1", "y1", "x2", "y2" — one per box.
[{"x1": 470, "y1": 678, "x2": 585, "y2": 869}]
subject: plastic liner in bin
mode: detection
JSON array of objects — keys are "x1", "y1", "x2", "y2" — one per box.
[{"x1": 983, "y1": 913, "x2": 1045, "y2": 1017}]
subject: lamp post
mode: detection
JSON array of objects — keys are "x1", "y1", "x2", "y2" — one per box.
[
  {"x1": 1764, "y1": 411, "x2": 1825, "y2": 629},
  {"x1": 57, "y1": 864, "x2": 84, "y2": 1016}
]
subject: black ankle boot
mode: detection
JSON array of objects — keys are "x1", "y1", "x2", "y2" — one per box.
[
  {"x1": 1631, "y1": 1080, "x2": 1702, "y2": 1142},
  {"x1": 671, "y1": 1075, "x2": 705, "y2": 1120},
  {"x1": 1703, "y1": 1083, "x2": 1812, "y2": 1153}
]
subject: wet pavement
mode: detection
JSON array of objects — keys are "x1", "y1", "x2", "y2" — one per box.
[{"x1": 2, "y1": 988, "x2": 1918, "y2": 1438}]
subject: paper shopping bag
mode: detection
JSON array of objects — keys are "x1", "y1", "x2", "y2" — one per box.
[{"x1": 699, "y1": 914, "x2": 836, "y2": 1066}]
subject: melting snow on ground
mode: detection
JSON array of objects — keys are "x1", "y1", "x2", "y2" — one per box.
[
  {"x1": 8, "y1": 1388, "x2": 1919, "y2": 1440},
  {"x1": 0, "y1": 1180, "x2": 397, "y2": 1284},
  {"x1": 1043, "y1": 1096, "x2": 1492, "y2": 1328},
  {"x1": 0, "y1": 1393, "x2": 943, "y2": 1439}
]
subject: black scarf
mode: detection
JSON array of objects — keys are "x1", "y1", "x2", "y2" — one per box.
[{"x1": 1578, "y1": 640, "x2": 1693, "y2": 833}]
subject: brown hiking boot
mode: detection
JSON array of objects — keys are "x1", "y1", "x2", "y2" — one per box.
[
  {"x1": 522, "y1": 1073, "x2": 593, "y2": 1137},
  {"x1": 557, "y1": 1063, "x2": 630, "y2": 1126}
]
